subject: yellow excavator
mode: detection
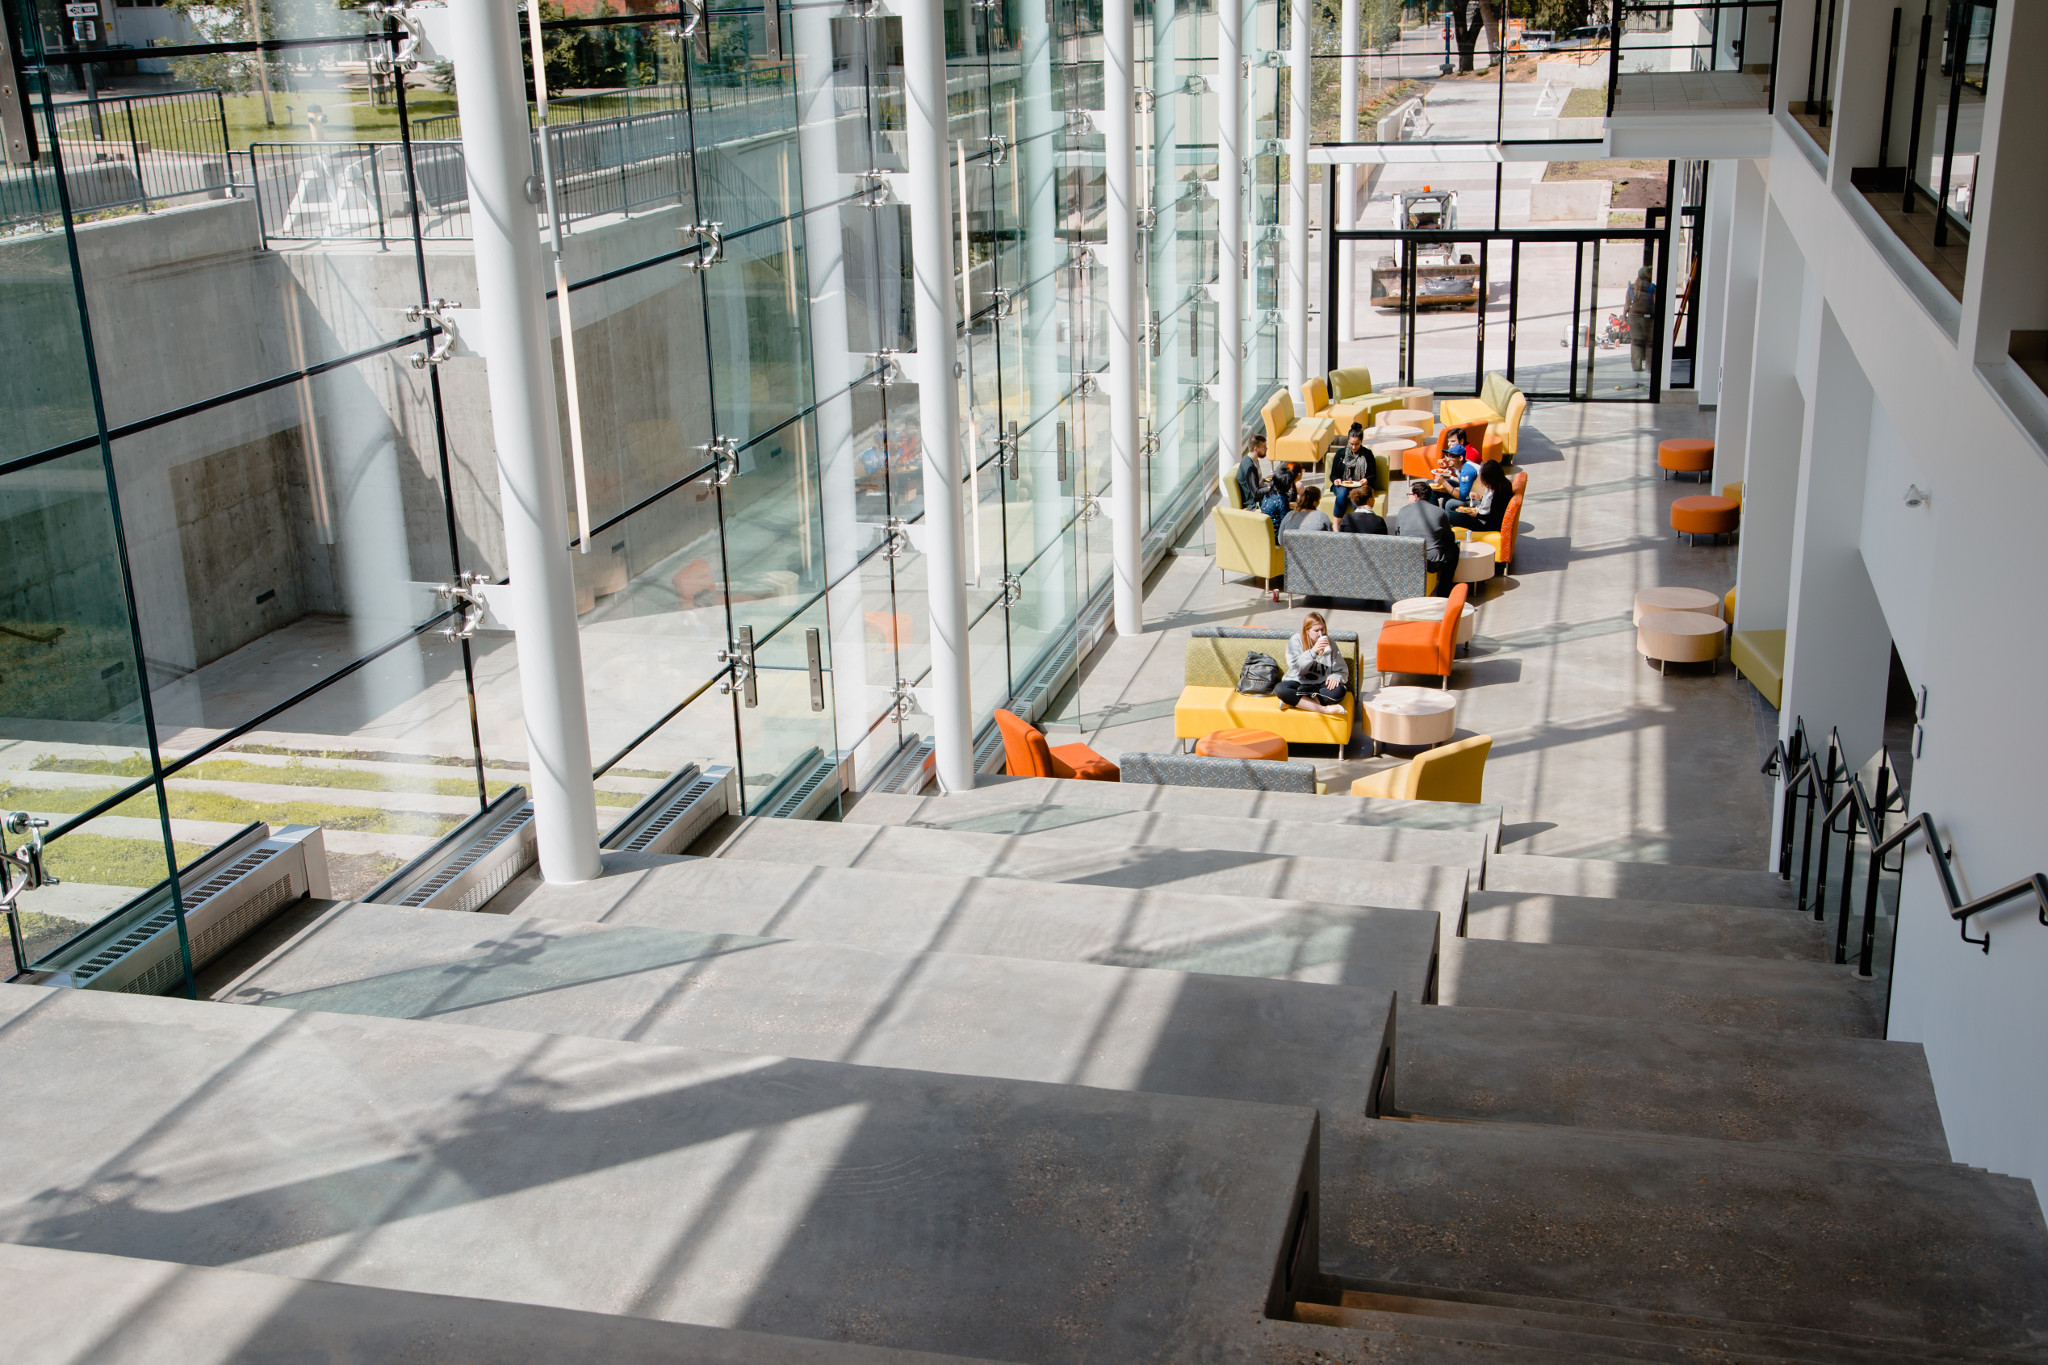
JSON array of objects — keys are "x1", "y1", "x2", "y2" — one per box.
[{"x1": 1370, "y1": 187, "x2": 1482, "y2": 310}]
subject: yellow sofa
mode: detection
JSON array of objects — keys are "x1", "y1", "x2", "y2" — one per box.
[
  {"x1": 1730, "y1": 629, "x2": 1785, "y2": 708},
  {"x1": 1213, "y1": 505, "x2": 1284, "y2": 589},
  {"x1": 1262, "y1": 390, "x2": 1335, "y2": 467},
  {"x1": 1350, "y1": 734, "x2": 1491, "y2": 803},
  {"x1": 1174, "y1": 627, "x2": 1358, "y2": 748},
  {"x1": 1327, "y1": 365, "x2": 1403, "y2": 426}
]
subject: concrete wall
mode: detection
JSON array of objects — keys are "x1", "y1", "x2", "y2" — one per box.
[{"x1": 1716, "y1": 0, "x2": 2048, "y2": 1209}]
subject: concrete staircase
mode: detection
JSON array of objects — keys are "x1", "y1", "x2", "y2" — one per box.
[{"x1": 2, "y1": 774, "x2": 2044, "y2": 1362}]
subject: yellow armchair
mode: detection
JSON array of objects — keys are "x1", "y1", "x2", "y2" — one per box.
[
  {"x1": 1262, "y1": 390, "x2": 1335, "y2": 467},
  {"x1": 1487, "y1": 390, "x2": 1527, "y2": 461},
  {"x1": 1213, "y1": 505, "x2": 1283, "y2": 588},
  {"x1": 1350, "y1": 734, "x2": 1491, "y2": 803}
]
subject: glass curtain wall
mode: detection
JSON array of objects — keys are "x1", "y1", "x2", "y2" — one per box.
[{"x1": 0, "y1": 0, "x2": 1250, "y2": 984}]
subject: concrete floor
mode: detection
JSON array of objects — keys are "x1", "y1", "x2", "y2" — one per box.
[{"x1": 1043, "y1": 400, "x2": 1773, "y2": 870}]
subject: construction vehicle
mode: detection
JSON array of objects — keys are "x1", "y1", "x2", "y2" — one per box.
[{"x1": 1370, "y1": 186, "x2": 1483, "y2": 310}]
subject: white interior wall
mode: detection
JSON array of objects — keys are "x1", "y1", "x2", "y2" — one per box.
[
  {"x1": 1711, "y1": 159, "x2": 1768, "y2": 485},
  {"x1": 1729, "y1": 197, "x2": 1804, "y2": 639},
  {"x1": 1855, "y1": 401, "x2": 1933, "y2": 684}
]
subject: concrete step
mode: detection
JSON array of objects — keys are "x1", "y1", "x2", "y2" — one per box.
[
  {"x1": 1438, "y1": 936, "x2": 1884, "y2": 1036},
  {"x1": 0, "y1": 983, "x2": 1369, "y2": 1365},
  {"x1": 1484, "y1": 852, "x2": 1796, "y2": 910},
  {"x1": 1464, "y1": 890, "x2": 1829, "y2": 961},
  {"x1": 1300, "y1": 1284, "x2": 2039, "y2": 1365},
  {"x1": 217, "y1": 901, "x2": 1394, "y2": 1125},
  {"x1": 1319, "y1": 1118, "x2": 2048, "y2": 1353},
  {"x1": 503, "y1": 851, "x2": 1443, "y2": 1002},
  {"x1": 708, "y1": 816, "x2": 1471, "y2": 925},
  {"x1": 3, "y1": 1241, "x2": 1000, "y2": 1365},
  {"x1": 846, "y1": 791, "x2": 1490, "y2": 872},
  {"x1": 1395, "y1": 1005, "x2": 1950, "y2": 1161},
  {"x1": 887, "y1": 774, "x2": 1504, "y2": 838}
]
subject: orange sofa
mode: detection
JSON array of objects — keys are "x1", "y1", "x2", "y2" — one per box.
[
  {"x1": 994, "y1": 709, "x2": 1119, "y2": 781},
  {"x1": 1375, "y1": 583, "x2": 1468, "y2": 688}
]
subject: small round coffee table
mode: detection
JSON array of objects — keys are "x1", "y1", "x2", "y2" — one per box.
[
  {"x1": 1365, "y1": 686, "x2": 1458, "y2": 756},
  {"x1": 1381, "y1": 386, "x2": 1434, "y2": 411},
  {"x1": 1195, "y1": 728, "x2": 1288, "y2": 761},
  {"x1": 1383, "y1": 408, "x2": 1435, "y2": 440},
  {"x1": 1638, "y1": 610, "x2": 1725, "y2": 675},
  {"x1": 1453, "y1": 540, "x2": 1497, "y2": 584},
  {"x1": 1392, "y1": 596, "x2": 1477, "y2": 647},
  {"x1": 1632, "y1": 585, "x2": 1722, "y2": 625}
]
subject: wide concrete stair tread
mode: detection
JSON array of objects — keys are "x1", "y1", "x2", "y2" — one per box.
[
  {"x1": 3, "y1": 1242, "x2": 1002, "y2": 1365},
  {"x1": 218, "y1": 900, "x2": 1393, "y2": 1122},
  {"x1": 848, "y1": 790, "x2": 1490, "y2": 870},
  {"x1": 1396, "y1": 1004, "x2": 1950, "y2": 1161},
  {"x1": 709, "y1": 816, "x2": 1471, "y2": 922},
  {"x1": 1485, "y1": 852, "x2": 1796, "y2": 909},
  {"x1": 1301, "y1": 1283, "x2": 2045, "y2": 1365},
  {"x1": 0, "y1": 984, "x2": 1369, "y2": 1365},
  {"x1": 1320, "y1": 1118, "x2": 2048, "y2": 1353},
  {"x1": 962, "y1": 774, "x2": 1505, "y2": 837},
  {"x1": 502, "y1": 851, "x2": 1443, "y2": 1000},
  {"x1": 1438, "y1": 936, "x2": 1884, "y2": 1036},
  {"x1": 1464, "y1": 889, "x2": 1830, "y2": 961}
]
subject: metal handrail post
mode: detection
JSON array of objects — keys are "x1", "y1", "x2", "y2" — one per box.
[
  {"x1": 126, "y1": 94, "x2": 148, "y2": 212},
  {"x1": 1901, "y1": 8, "x2": 1931, "y2": 213},
  {"x1": 1931, "y1": 0, "x2": 1969, "y2": 247},
  {"x1": 1796, "y1": 772, "x2": 1817, "y2": 912}
]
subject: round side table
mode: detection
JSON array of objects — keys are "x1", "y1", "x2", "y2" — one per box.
[
  {"x1": 1453, "y1": 540, "x2": 1497, "y2": 584},
  {"x1": 1391, "y1": 596, "x2": 1476, "y2": 647},
  {"x1": 1365, "y1": 686, "x2": 1458, "y2": 755},
  {"x1": 1632, "y1": 585, "x2": 1722, "y2": 625},
  {"x1": 1638, "y1": 610, "x2": 1726, "y2": 674},
  {"x1": 1195, "y1": 728, "x2": 1288, "y2": 761},
  {"x1": 1383, "y1": 408, "x2": 1435, "y2": 440}
]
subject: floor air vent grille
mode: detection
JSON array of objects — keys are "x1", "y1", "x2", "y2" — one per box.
[
  {"x1": 365, "y1": 787, "x2": 537, "y2": 914},
  {"x1": 602, "y1": 764, "x2": 735, "y2": 856},
  {"x1": 756, "y1": 748, "x2": 841, "y2": 821}
]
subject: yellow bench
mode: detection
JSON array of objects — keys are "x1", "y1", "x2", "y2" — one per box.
[
  {"x1": 1262, "y1": 390, "x2": 1336, "y2": 467},
  {"x1": 1174, "y1": 628, "x2": 1358, "y2": 749},
  {"x1": 1730, "y1": 629, "x2": 1786, "y2": 707}
]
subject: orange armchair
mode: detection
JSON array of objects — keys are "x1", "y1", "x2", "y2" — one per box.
[
  {"x1": 1375, "y1": 583, "x2": 1468, "y2": 689},
  {"x1": 994, "y1": 709, "x2": 1119, "y2": 782},
  {"x1": 1467, "y1": 491, "x2": 1523, "y2": 572}
]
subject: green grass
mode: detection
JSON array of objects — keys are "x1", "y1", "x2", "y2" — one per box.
[
  {"x1": 43, "y1": 832, "x2": 209, "y2": 889},
  {"x1": 55, "y1": 92, "x2": 461, "y2": 153},
  {"x1": 1560, "y1": 87, "x2": 1613, "y2": 118},
  {"x1": 39, "y1": 753, "x2": 521, "y2": 802},
  {"x1": 0, "y1": 781, "x2": 461, "y2": 837}
]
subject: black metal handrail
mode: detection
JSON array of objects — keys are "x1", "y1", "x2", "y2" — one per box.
[{"x1": 1766, "y1": 717, "x2": 2048, "y2": 970}]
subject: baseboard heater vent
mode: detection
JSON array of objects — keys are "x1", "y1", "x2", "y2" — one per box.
[
  {"x1": 365, "y1": 786, "x2": 536, "y2": 913},
  {"x1": 602, "y1": 763, "x2": 734, "y2": 855},
  {"x1": 864, "y1": 736, "x2": 935, "y2": 794},
  {"x1": 41, "y1": 823, "x2": 330, "y2": 994},
  {"x1": 973, "y1": 724, "x2": 1006, "y2": 774},
  {"x1": 754, "y1": 749, "x2": 841, "y2": 822}
]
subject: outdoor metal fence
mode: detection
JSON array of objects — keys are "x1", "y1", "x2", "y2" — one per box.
[{"x1": 0, "y1": 87, "x2": 234, "y2": 232}]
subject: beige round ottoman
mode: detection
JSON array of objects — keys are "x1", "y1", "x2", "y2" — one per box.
[
  {"x1": 1365, "y1": 685, "x2": 1458, "y2": 755},
  {"x1": 1391, "y1": 596, "x2": 1477, "y2": 646},
  {"x1": 1632, "y1": 585, "x2": 1723, "y2": 625},
  {"x1": 1381, "y1": 386, "x2": 1434, "y2": 411},
  {"x1": 1638, "y1": 610, "x2": 1725, "y2": 675},
  {"x1": 1383, "y1": 409, "x2": 1435, "y2": 440},
  {"x1": 1453, "y1": 540, "x2": 1497, "y2": 584}
]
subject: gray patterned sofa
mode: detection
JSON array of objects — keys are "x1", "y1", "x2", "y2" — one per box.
[
  {"x1": 1118, "y1": 752, "x2": 1323, "y2": 793},
  {"x1": 1278, "y1": 529, "x2": 1428, "y2": 606}
]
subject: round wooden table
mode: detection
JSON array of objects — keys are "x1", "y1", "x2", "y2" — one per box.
[
  {"x1": 1638, "y1": 610, "x2": 1726, "y2": 674},
  {"x1": 1453, "y1": 540, "x2": 1497, "y2": 584},
  {"x1": 1195, "y1": 728, "x2": 1288, "y2": 761},
  {"x1": 1380, "y1": 386, "x2": 1434, "y2": 411},
  {"x1": 1383, "y1": 408, "x2": 1435, "y2": 440},
  {"x1": 1632, "y1": 585, "x2": 1722, "y2": 625},
  {"x1": 1392, "y1": 596, "x2": 1477, "y2": 646},
  {"x1": 1364, "y1": 686, "x2": 1458, "y2": 755}
]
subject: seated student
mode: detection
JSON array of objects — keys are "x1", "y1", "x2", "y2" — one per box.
[
  {"x1": 1328, "y1": 428, "x2": 1378, "y2": 519},
  {"x1": 1259, "y1": 467, "x2": 1296, "y2": 535},
  {"x1": 1450, "y1": 458, "x2": 1514, "y2": 533},
  {"x1": 1338, "y1": 499, "x2": 1388, "y2": 535},
  {"x1": 1279, "y1": 483, "x2": 1335, "y2": 534},
  {"x1": 1429, "y1": 435, "x2": 1480, "y2": 507},
  {"x1": 1236, "y1": 433, "x2": 1267, "y2": 508},
  {"x1": 1277, "y1": 610, "x2": 1349, "y2": 714},
  {"x1": 1393, "y1": 478, "x2": 1458, "y2": 596}
]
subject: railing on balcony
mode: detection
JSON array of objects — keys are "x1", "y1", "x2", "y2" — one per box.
[
  {"x1": 0, "y1": 87, "x2": 235, "y2": 232},
  {"x1": 1606, "y1": 0, "x2": 1781, "y2": 117}
]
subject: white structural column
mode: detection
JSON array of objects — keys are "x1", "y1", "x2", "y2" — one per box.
[
  {"x1": 1711, "y1": 159, "x2": 1769, "y2": 489},
  {"x1": 444, "y1": 0, "x2": 599, "y2": 882},
  {"x1": 1337, "y1": 0, "x2": 1358, "y2": 343},
  {"x1": 901, "y1": 0, "x2": 975, "y2": 791},
  {"x1": 793, "y1": 3, "x2": 869, "y2": 761},
  {"x1": 1151, "y1": 0, "x2": 1180, "y2": 498},
  {"x1": 1285, "y1": 0, "x2": 1310, "y2": 391},
  {"x1": 1216, "y1": 0, "x2": 1243, "y2": 489},
  {"x1": 1105, "y1": 0, "x2": 1144, "y2": 635}
]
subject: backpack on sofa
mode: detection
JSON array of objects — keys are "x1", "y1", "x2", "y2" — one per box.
[{"x1": 1236, "y1": 651, "x2": 1281, "y2": 695}]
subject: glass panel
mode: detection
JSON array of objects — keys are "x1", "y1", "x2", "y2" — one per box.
[
  {"x1": 1510, "y1": 239, "x2": 1582, "y2": 399},
  {"x1": 735, "y1": 595, "x2": 840, "y2": 814},
  {"x1": 0, "y1": 448, "x2": 174, "y2": 967},
  {"x1": 702, "y1": 216, "x2": 813, "y2": 448}
]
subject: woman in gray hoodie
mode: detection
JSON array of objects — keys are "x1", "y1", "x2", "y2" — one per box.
[{"x1": 1277, "y1": 611, "x2": 1348, "y2": 714}]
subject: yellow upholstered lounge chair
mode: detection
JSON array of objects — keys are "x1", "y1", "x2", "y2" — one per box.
[
  {"x1": 1213, "y1": 505, "x2": 1284, "y2": 589},
  {"x1": 1262, "y1": 390, "x2": 1335, "y2": 467},
  {"x1": 1349, "y1": 734, "x2": 1491, "y2": 803}
]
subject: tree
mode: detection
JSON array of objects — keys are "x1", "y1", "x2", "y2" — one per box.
[{"x1": 1445, "y1": 1, "x2": 1501, "y2": 73}]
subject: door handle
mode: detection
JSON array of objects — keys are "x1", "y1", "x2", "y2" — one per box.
[{"x1": 806, "y1": 627, "x2": 824, "y2": 712}]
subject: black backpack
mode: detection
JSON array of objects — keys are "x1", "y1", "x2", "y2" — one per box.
[{"x1": 1236, "y1": 651, "x2": 1281, "y2": 695}]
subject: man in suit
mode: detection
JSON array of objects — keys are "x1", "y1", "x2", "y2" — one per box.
[
  {"x1": 1236, "y1": 434, "x2": 1266, "y2": 508},
  {"x1": 1393, "y1": 479, "x2": 1457, "y2": 596}
]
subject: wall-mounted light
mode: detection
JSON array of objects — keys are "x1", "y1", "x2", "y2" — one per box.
[{"x1": 1904, "y1": 484, "x2": 1932, "y2": 507}]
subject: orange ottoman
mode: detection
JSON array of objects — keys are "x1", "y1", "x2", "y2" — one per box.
[
  {"x1": 1195, "y1": 728, "x2": 1288, "y2": 761},
  {"x1": 1672, "y1": 494, "x2": 1739, "y2": 546},
  {"x1": 1658, "y1": 437, "x2": 1714, "y2": 481}
]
